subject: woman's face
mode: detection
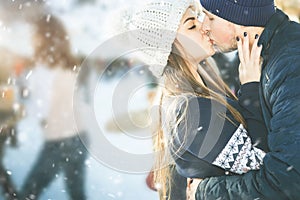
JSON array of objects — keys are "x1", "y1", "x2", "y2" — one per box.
[{"x1": 176, "y1": 7, "x2": 215, "y2": 63}]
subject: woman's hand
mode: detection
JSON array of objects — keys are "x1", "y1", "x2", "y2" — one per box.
[
  {"x1": 186, "y1": 178, "x2": 202, "y2": 200},
  {"x1": 237, "y1": 33, "x2": 263, "y2": 85}
]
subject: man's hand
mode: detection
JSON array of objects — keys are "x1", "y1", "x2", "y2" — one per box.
[{"x1": 186, "y1": 178, "x2": 202, "y2": 200}]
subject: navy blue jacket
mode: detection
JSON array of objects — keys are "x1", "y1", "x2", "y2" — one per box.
[{"x1": 196, "y1": 9, "x2": 300, "y2": 200}]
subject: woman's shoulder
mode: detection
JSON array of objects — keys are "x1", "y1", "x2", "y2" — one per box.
[
  {"x1": 163, "y1": 94, "x2": 232, "y2": 117},
  {"x1": 162, "y1": 95, "x2": 212, "y2": 115},
  {"x1": 180, "y1": 95, "x2": 229, "y2": 114}
]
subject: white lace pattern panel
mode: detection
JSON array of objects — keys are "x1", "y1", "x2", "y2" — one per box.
[{"x1": 212, "y1": 124, "x2": 266, "y2": 175}]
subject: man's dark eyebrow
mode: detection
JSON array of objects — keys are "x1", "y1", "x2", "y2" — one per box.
[
  {"x1": 202, "y1": 9, "x2": 212, "y2": 17},
  {"x1": 184, "y1": 17, "x2": 195, "y2": 24}
]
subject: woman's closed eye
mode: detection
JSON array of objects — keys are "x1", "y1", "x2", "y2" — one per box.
[
  {"x1": 188, "y1": 25, "x2": 196, "y2": 30},
  {"x1": 184, "y1": 16, "x2": 196, "y2": 30}
]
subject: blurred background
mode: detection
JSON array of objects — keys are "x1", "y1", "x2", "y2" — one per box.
[{"x1": 0, "y1": 0, "x2": 299, "y2": 199}]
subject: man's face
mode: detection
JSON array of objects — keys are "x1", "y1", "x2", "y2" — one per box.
[{"x1": 201, "y1": 8, "x2": 239, "y2": 53}]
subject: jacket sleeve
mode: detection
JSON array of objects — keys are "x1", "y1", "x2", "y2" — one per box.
[
  {"x1": 195, "y1": 57, "x2": 300, "y2": 200},
  {"x1": 237, "y1": 82, "x2": 269, "y2": 151}
]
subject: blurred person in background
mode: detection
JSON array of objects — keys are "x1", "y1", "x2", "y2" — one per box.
[
  {"x1": 20, "y1": 15, "x2": 89, "y2": 200},
  {"x1": 122, "y1": 0, "x2": 268, "y2": 199}
]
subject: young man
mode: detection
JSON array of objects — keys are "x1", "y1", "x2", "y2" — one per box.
[{"x1": 191, "y1": 0, "x2": 300, "y2": 199}]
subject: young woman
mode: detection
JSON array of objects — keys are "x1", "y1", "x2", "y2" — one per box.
[{"x1": 125, "y1": 0, "x2": 268, "y2": 199}]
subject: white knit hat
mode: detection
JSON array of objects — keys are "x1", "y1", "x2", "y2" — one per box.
[{"x1": 123, "y1": 0, "x2": 197, "y2": 78}]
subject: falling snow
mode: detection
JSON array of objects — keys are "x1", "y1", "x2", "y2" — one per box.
[
  {"x1": 197, "y1": 126, "x2": 203, "y2": 131},
  {"x1": 0, "y1": 0, "x2": 258, "y2": 199},
  {"x1": 46, "y1": 14, "x2": 51, "y2": 22},
  {"x1": 25, "y1": 70, "x2": 33, "y2": 80},
  {"x1": 287, "y1": 165, "x2": 294, "y2": 171}
]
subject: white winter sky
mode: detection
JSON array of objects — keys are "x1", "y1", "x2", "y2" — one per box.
[{"x1": 0, "y1": 0, "x2": 143, "y2": 57}]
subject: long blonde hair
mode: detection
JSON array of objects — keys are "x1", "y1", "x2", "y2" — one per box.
[{"x1": 153, "y1": 40, "x2": 245, "y2": 199}]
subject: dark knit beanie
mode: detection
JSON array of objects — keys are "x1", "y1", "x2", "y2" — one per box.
[{"x1": 200, "y1": 0, "x2": 276, "y2": 27}]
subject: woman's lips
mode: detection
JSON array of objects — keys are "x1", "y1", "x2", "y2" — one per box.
[{"x1": 204, "y1": 35, "x2": 214, "y2": 45}]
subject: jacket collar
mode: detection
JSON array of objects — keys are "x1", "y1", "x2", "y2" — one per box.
[{"x1": 259, "y1": 9, "x2": 289, "y2": 60}]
